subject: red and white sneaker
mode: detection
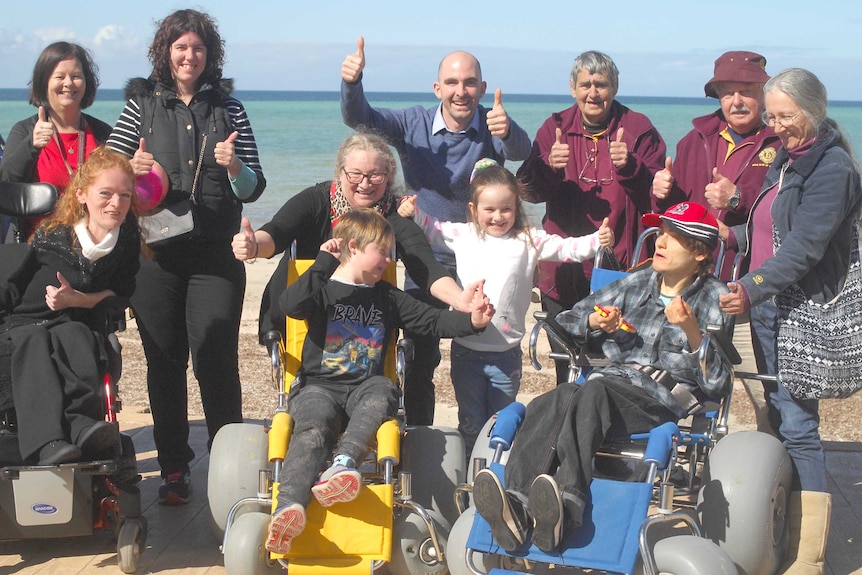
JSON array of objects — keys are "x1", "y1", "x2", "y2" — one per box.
[
  {"x1": 265, "y1": 503, "x2": 306, "y2": 554},
  {"x1": 311, "y1": 465, "x2": 361, "y2": 507}
]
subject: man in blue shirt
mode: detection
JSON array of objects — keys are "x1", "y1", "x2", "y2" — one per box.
[{"x1": 340, "y1": 37, "x2": 531, "y2": 425}]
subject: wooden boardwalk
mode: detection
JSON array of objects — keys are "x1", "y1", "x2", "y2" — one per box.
[{"x1": 0, "y1": 412, "x2": 860, "y2": 574}]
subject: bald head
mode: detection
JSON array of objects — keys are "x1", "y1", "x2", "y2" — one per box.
[{"x1": 438, "y1": 51, "x2": 483, "y2": 82}]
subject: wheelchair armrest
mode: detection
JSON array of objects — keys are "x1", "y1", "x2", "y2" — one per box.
[
  {"x1": 0, "y1": 182, "x2": 59, "y2": 217},
  {"x1": 488, "y1": 402, "x2": 526, "y2": 452},
  {"x1": 706, "y1": 323, "x2": 741, "y2": 366},
  {"x1": 632, "y1": 421, "x2": 680, "y2": 470},
  {"x1": 92, "y1": 296, "x2": 129, "y2": 334}
]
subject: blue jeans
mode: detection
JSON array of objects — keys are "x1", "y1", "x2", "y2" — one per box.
[
  {"x1": 450, "y1": 341, "x2": 522, "y2": 455},
  {"x1": 275, "y1": 375, "x2": 400, "y2": 509},
  {"x1": 750, "y1": 300, "x2": 826, "y2": 491}
]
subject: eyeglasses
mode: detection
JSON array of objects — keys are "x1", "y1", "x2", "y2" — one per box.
[
  {"x1": 342, "y1": 168, "x2": 388, "y2": 185},
  {"x1": 762, "y1": 111, "x2": 801, "y2": 128},
  {"x1": 578, "y1": 137, "x2": 614, "y2": 186}
]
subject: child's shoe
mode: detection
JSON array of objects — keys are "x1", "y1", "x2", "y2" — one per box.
[
  {"x1": 265, "y1": 503, "x2": 306, "y2": 554},
  {"x1": 311, "y1": 463, "x2": 361, "y2": 507}
]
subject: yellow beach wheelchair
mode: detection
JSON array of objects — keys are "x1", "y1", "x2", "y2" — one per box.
[{"x1": 208, "y1": 258, "x2": 466, "y2": 575}]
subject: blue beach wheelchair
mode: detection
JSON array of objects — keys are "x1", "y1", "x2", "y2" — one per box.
[
  {"x1": 444, "y1": 232, "x2": 795, "y2": 575},
  {"x1": 0, "y1": 182, "x2": 147, "y2": 574}
]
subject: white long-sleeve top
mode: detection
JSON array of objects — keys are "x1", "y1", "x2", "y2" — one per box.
[{"x1": 412, "y1": 207, "x2": 601, "y2": 352}]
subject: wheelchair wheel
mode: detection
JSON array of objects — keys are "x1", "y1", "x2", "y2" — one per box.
[
  {"x1": 224, "y1": 511, "x2": 281, "y2": 575},
  {"x1": 445, "y1": 507, "x2": 525, "y2": 575},
  {"x1": 401, "y1": 425, "x2": 465, "y2": 527},
  {"x1": 208, "y1": 422, "x2": 269, "y2": 540},
  {"x1": 698, "y1": 431, "x2": 792, "y2": 575},
  {"x1": 117, "y1": 517, "x2": 147, "y2": 574},
  {"x1": 653, "y1": 535, "x2": 739, "y2": 574},
  {"x1": 387, "y1": 509, "x2": 449, "y2": 575}
]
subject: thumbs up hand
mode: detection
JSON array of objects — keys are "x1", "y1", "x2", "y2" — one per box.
[
  {"x1": 609, "y1": 127, "x2": 629, "y2": 168},
  {"x1": 45, "y1": 272, "x2": 76, "y2": 311},
  {"x1": 342, "y1": 36, "x2": 366, "y2": 83},
  {"x1": 705, "y1": 167, "x2": 737, "y2": 210},
  {"x1": 215, "y1": 131, "x2": 241, "y2": 176},
  {"x1": 597, "y1": 217, "x2": 614, "y2": 248},
  {"x1": 232, "y1": 217, "x2": 259, "y2": 261},
  {"x1": 651, "y1": 156, "x2": 674, "y2": 200},
  {"x1": 548, "y1": 127, "x2": 570, "y2": 170},
  {"x1": 486, "y1": 88, "x2": 510, "y2": 138},
  {"x1": 32, "y1": 106, "x2": 55, "y2": 149},
  {"x1": 130, "y1": 138, "x2": 155, "y2": 176}
]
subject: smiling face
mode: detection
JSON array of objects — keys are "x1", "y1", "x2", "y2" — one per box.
[
  {"x1": 339, "y1": 150, "x2": 390, "y2": 209},
  {"x1": 46, "y1": 58, "x2": 85, "y2": 114},
  {"x1": 571, "y1": 67, "x2": 617, "y2": 125},
  {"x1": 714, "y1": 81, "x2": 765, "y2": 134},
  {"x1": 765, "y1": 89, "x2": 816, "y2": 151},
  {"x1": 76, "y1": 167, "x2": 134, "y2": 242},
  {"x1": 434, "y1": 52, "x2": 486, "y2": 132},
  {"x1": 470, "y1": 183, "x2": 519, "y2": 238},
  {"x1": 348, "y1": 240, "x2": 393, "y2": 284},
  {"x1": 169, "y1": 31, "x2": 207, "y2": 92}
]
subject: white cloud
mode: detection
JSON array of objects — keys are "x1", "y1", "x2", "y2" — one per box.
[
  {"x1": 32, "y1": 27, "x2": 77, "y2": 44},
  {"x1": 93, "y1": 24, "x2": 138, "y2": 49}
]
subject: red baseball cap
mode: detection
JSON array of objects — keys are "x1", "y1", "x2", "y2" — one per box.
[
  {"x1": 642, "y1": 202, "x2": 719, "y2": 250},
  {"x1": 704, "y1": 51, "x2": 769, "y2": 98}
]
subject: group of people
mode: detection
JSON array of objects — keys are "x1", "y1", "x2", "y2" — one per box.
[{"x1": 0, "y1": 6, "x2": 858, "y2": 560}]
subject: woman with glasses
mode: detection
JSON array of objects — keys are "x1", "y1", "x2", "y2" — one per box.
[
  {"x1": 233, "y1": 132, "x2": 482, "y2": 347},
  {"x1": 516, "y1": 50, "x2": 667, "y2": 382},
  {"x1": 719, "y1": 68, "x2": 862, "y2": 492}
]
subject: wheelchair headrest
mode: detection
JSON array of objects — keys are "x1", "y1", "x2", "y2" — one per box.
[{"x1": 0, "y1": 182, "x2": 59, "y2": 217}]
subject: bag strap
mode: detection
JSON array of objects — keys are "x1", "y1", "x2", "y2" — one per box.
[{"x1": 190, "y1": 133, "x2": 207, "y2": 205}]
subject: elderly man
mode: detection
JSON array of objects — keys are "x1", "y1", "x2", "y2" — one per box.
[
  {"x1": 340, "y1": 37, "x2": 531, "y2": 425},
  {"x1": 651, "y1": 50, "x2": 781, "y2": 281},
  {"x1": 652, "y1": 51, "x2": 782, "y2": 434},
  {"x1": 516, "y1": 50, "x2": 667, "y2": 383}
]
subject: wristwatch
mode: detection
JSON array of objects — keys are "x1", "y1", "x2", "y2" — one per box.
[{"x1": 727, "y1": 189, "x2": 741, "y2": 210}]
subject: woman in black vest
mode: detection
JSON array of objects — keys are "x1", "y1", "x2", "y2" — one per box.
[{"x1": 107, "y1": 9, "x2": 266, "y2": 505}]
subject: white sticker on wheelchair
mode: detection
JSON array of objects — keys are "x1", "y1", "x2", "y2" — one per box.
[{"x1": 12, "y1": 468, "x2": 75, "y2": 526}]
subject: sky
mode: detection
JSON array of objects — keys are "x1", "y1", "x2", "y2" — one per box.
[{"x1": 1, "y1": 0, "x2": 860, "y2": 101}]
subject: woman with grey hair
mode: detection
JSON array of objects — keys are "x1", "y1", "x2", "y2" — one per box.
[
  {"x1": 516, "y1": 50, "x2": 667, "y2": 383},
  {"x1": 719, "y1": 68, "x2": 862, "y2": 492}
]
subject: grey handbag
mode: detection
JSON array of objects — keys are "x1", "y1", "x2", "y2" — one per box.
[{"x1": 139, "y1": 134, "x2": 206, "y2": 246}]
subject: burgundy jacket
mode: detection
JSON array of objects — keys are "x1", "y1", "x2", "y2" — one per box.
[
  {"x1": 517, "y1": 100, "x2": 666, "y2": 305},
  {"x1": 660, "y1": 110, "x2": 781, "y2": 279}
]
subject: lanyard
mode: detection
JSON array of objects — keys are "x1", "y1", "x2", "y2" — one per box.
[{"x1": 50, "y1": 116, "x2": 86, "y2": 177}]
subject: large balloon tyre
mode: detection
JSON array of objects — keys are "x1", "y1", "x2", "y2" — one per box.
[
  {"x1": 653, "y1": 535, "x2": 739, "y2": 575},
  {"x1": 401, "y1": 425, "x2": 465, "y2": 527},
  {"x1": 698, "y1": 431, "x2": 792, "y2": 575},
  {"x1": 386, "y1": 510, "x2": 449, "y2": 575},
  {"x1": 445, "y1": 507, "x2": 529, "y2": 575},
  {"x1": 117, "y1": 518, "x2": 147, "y2": 574},
  {"x1": 208, "y1": 422, "x2": 270, "y2": 540},
  {"x1": 223, "y1": 511, "x2": 282, "y2": 575}
]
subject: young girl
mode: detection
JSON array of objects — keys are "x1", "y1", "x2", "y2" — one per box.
[{"x1": 398, "y1": 159, "x2": 613, "y2": 453}]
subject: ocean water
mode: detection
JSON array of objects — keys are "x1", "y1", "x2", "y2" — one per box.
[{"x1": 2, "y1": 89, "x2": 860, "y2": 230}]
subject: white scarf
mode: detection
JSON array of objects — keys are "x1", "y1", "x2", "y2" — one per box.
[{"x1": 74, "y1": 218, "x2": 119, "y2": 262}]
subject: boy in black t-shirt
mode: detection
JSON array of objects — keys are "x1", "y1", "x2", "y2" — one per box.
[{"x1": 266, "y1": 208, "x2": 494, "y2": 554}]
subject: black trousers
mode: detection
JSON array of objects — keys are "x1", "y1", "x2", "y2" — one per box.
[
  {"x1": 504, "y1": 376, "x2": 677, "y2": 524},
  {"x1": 131, "y1": 242, "x2": 245, "y2": 477},
  {"x1": 7, "y1": 320, "x2": 103, "y2": 461}
]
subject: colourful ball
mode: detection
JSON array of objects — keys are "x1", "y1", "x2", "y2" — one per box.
[{"x1": 134, "y1": 162, "x2": 168, "y2": 211}]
